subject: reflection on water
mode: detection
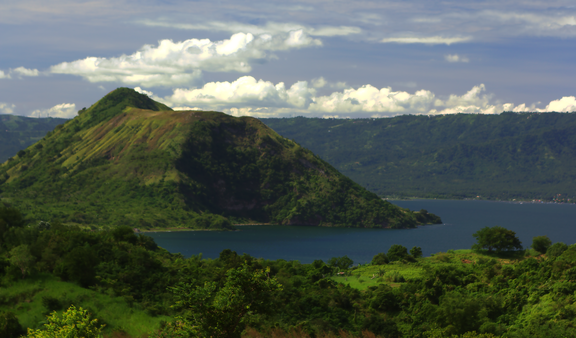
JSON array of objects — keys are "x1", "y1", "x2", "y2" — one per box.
[{"x1": 148, "y1": 200, "x2": 576, "y2": 264}]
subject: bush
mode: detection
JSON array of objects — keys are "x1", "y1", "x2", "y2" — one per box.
[
  {"x1": 0, "y1": 311, "x2": 25, "y2": 338},
  {"x1": 547, "y1": 242, "x2": 568, "y2": 259},
  {"x1": 410, "y1": 246, "x2": 423, "y2": 258},
  {"x1": 371, "y1": 253, "x2": 389, "y2": 265},
  {"x1": 532, "y1": 236, "x2": 552, "y2": 254},
  {"x1": 387, "y1": 244, "x2": 408, "y2": 262}
]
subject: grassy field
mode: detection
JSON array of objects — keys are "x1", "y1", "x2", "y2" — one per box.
[
  {"x1": 331, "y1": 249, "x2": 530, "y2": 290},
  {"x1": 0, "y1": 274, "x2": 170, "y2": 337}
]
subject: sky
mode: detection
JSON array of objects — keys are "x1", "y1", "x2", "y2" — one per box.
[{"x1": 1, "y1": 0, "x2": 575, "y2": 119}]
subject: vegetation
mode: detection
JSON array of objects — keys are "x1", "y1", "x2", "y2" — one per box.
[
  {"x1": 472, "y1": 226, "x2": 523, "y2": 253},
  {"x1": 0, "y1": 204, "x2": 573, "y2": 337},
  {"x1": 0, "y1": 114, "x2": 67, "y2": 164},
  {"x1": 0, "y1": 88, "x2": 439, "y2": 229},
  {"x1": 261, "y1": 113, "x2": 576, "y2": 201}
]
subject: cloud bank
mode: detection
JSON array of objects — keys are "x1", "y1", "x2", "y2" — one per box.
[
  {"x1": 0, "y1": 103, "x2": 15, "y2": 115},
  {"x1": 29, "y1": 103, "x2": 77, "y2": 118},
  {"x1": 50, "y1": 31, "x2": 321, "y2": 87},
  {"x1": 139, "y1": 78, "x2": 574, "y2": 118}
]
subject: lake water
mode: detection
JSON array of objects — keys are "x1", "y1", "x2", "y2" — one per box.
[{"x1": 148, "y1": 200, "x2": 576, "y2": 264}]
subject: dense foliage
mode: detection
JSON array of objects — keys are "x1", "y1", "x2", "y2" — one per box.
[
  {"x1": 0, "y1": 88, "x2": 439, "y2": 229},
  {"x1": 0, "y1": 114, "x2": 67, "y2": 164},
  {"x1": 262, "y1": 113, "x2": 576, "y2": 200},
  {"x1": 0, "y1": 204, "x2": 574, "y2": 338}
]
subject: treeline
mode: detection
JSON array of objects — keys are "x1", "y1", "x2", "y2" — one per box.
[
  {"x1": 1, "y1": 205, "x2": 576, "y2": 337},
  {"x1": 261, "y1": 113, "x2": 576, "y2": 201}
]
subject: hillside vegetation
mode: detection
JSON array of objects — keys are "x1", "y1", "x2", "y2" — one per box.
[
  {"x1": 262, "y1": 113, "x2": 576, "y2": 201},
  {"x1": 1, "y1": 205, "x2": 575, "y2": 338},
  {"x1": 0, "y1": 115, "x2": 67, "y2": 164},
  {"x1": 0, "y1": 88, "x2": 439, "y2": 229}
]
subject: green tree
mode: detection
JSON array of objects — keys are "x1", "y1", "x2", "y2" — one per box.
[
  {"x1": 532, "y1": 235, "x2": 552, "y2": 254},
  {"x1": 26, "y1": 305, "x2": 104, "y2": 338},
  {"x1": 372, "y1": 252, "x2": 389, "y2": 265},
  {"x1": 170, "y1": 263, "x2": 282, "y2": 338},
  {"x1": 472, "y1": 226, "x2": 522, "y2": 253},
  {"x1": 0, "y1": 311, "x2": 25, "y2": 338},
  {"x1": 328, "y1": 255, "x2": 354, "y2": 270},
  {"x1": 410, "y1": 246, "x2": 423, "y2": 258},
  {"x1": 8, "y1": 245, "x2": 35, "y2": 278},
  {"x1": 387, "y1": 244, "x2": 408, "y2": 262}
]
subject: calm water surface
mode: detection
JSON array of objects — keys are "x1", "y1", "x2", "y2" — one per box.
[{"x1": 148, "y1": 200, "x2": 576, "y2": 264}]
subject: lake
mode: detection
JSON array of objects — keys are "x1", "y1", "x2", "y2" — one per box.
[{"x1": 148, "y1": 199, "x2": 576, "y2": 264}]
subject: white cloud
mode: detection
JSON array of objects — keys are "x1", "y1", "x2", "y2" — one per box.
[
  {"x1": 381, "y1": 36, "x2": 472, "y2": 45},
  {"x1": 0, "y1": 67, "x2": 40, "y2": 79},
  {"x1": 30, "y1": 103, "x2": 77, "y2": 118},
  {"x1": 155, "y1": 77, "x2": 576, "y2": 117},
  {"x1": 136, "y1": 19, "x2": 362, "y2": 37},
  {"x1": 11, "y1": 67, "x2": 39, "y2": 77},
  {"x1": 542, "y1": 96, "x2": 576, "y2": 112},
  {"x1": 0, "y1": 103, "x2": 15, "y2": 114},
  {"x1": 445, "y1": 54, "x2": 469, "y2": 63},
  {"x1": 50, "y1": 32, "x2": 320, "y2": 88}
]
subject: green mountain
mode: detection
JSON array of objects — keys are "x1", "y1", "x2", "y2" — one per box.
[
  {"x1": 0, "y1": 115, "x2": 68, "y2": 163},
  {"x1": 0, "y1": 88, "x2": 439, "y2": 229},
  {"x1": 261, "y1": 113, "x2": 576, "y2": 201}
]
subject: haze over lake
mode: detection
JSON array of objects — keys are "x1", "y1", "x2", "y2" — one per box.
[{"x1": 149, "y1": 200, "x2": 576, "y2": 264}]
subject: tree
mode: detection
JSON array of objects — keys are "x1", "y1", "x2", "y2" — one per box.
[
  {"x1": 387, "y1": 244, "x2": 408, "y2": 262},
  {"x1": 26, "y1": 305, "x2": 104, "y2": 338},
  {"x1": 372, "y1": 252, "x2": 389, "y2": 265},
  {"x1": 472, "y1": 226, "x2": 522, "y2": 253},
  {"x1": 8, "y1": 245, "x2": 35, "y2": 278},
  {"x1": 328, "y1": 255, "x2": 354, "y2": 270},
  {"x1": 410, "y1": 246, "x2": 423, "y2": 258},
  {"x1": 0, "y1": 311, "x2": 25, "y2": 338},
  {"x1": 169, "y1": 263, "x2": 282, "y2": 338},
  {"x1": 532, "y1": 235, "x2": 552, "y2": 254}
]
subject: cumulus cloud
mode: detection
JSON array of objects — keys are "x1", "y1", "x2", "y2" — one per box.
[
  {"x1": 0, "y1": 67, "x2": 40, "y2": 79},
  {"x1": 29, "y1": 103, "x2": 77, "y2": 118},
  {"x1": 153, "y1": 78, "x2": 576, "y2": 118},
  {"x1": 0, "y1": 103, "x2": 15, "y2": 114},
  {"x1": 12, "y1": 67, "x2": 39, "y2": 77},
  {"x1": 50, "y1": 32, "x2": 321, "y2": 88},
  {"x1": 381, "y1": 36, "x2": 472, "y2": 45},
  {"x1": 445, "y1": 54, "x2": 469, "y2": 63},
  {"x1": 137, "y1": 19, "x2": 362, "y2": 37}
]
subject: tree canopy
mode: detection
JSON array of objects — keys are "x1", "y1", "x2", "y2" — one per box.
[{"x1": 472, "y1": 226, "x2": 523, "y2": 253}]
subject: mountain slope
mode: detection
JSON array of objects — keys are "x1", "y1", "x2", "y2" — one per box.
[
  {"x1": 261, "y1": 113, "x2": 576, "y2": 200},
  {"x1": 0, "y1": 88, "x2": 439, "y2": 229},
  {"x1": 0, "y1": 115, "x2": 68, "y2": 163}
]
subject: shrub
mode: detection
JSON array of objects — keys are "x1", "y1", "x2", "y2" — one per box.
[{"x1": 532, "y1": 236, "x2": 552, "y2": 254}]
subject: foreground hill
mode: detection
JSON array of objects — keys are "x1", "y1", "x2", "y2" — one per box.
[
  {"x1": 0, "y1": 88, "x2": 439, "y2": 229},
  {"x1": 262, "y1": 113, "x2": 576, "y2": 200},
  {"x1": 0, "y1": 115, "x2": 67, "y2": 163}
]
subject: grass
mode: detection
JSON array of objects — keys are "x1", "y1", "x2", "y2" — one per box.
[
  {"x1": 330, "y1": 249, "x2": 535, "y2": 290},
  {"x1": 0, "y1": 273, "x2": 170, "y2": 337}
]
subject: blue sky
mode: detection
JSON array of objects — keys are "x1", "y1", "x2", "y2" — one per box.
[{"x1": 1, "y1": 0, "x2": 575, "y2": 118}]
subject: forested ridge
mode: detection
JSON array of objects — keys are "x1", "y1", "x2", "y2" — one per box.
[
  {"x1": 0, "y1": 88, "x2": 439, "y2": 229},
  {"x1": 261, "y1": 113, "x2": 576, "y2": 201},
  {"x1": 0, "y1": 115, "x2": 67, "y2": 164},
  {"x1": 1, "y1": 204, "x2": 575, "y2": 337}
]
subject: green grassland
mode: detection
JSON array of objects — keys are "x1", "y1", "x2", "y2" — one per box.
[{"x1": 0, "y1": 274, "x2": 169, "y2": 337}]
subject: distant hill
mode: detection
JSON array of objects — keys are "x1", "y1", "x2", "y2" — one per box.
[
  {"x1": 0, "y1": 88, "x2": 439, "y2": 229},
  {"x1": 261, "y1": 113, "x2": 576, "y2": 201},
  {"x1": 0, "y1": 115, "x2": 68, "y2": 163}
]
